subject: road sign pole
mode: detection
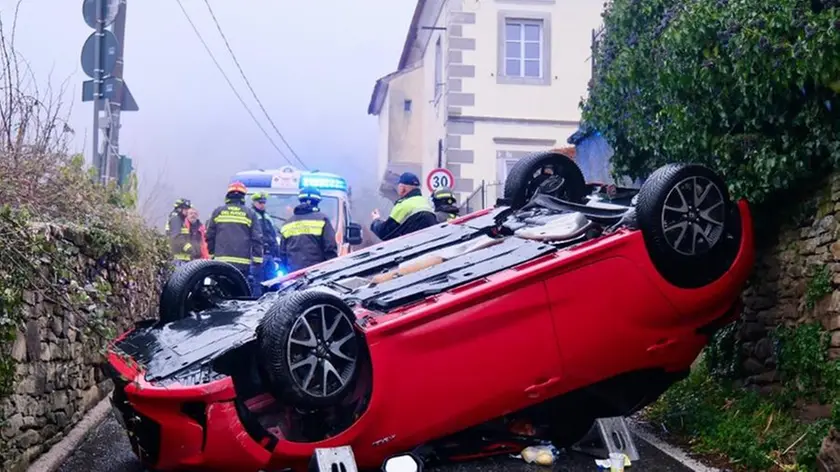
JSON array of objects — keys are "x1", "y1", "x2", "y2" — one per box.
[
  {"x1": 105, "y1": 0, "x2": 127, "y2": 183},
  {"x1": 92, "y1": 0, "x2": 103, "y2": 183}
]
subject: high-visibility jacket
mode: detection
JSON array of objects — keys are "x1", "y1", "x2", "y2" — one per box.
[
  {"x1": 205, "y1": 200, "x2": 263, "y2": 269},
  {"x1": 370, "y1": 188, "x2": 437, "y2": 241},
  {"x1": 278, "y1": 204, "x2": 338, "y2": 273},
  {"x1": 167, "y1": 213, "x2": 192, "y2": 261}
]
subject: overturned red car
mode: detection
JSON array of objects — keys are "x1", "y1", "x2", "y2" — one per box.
[{"x1": 105, "y1": 153, "x2": 755, "y2": 471}]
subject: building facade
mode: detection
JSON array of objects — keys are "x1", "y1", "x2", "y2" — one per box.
[{"x1": 369, "y1": 0, "x2": 603, "y2": 204}]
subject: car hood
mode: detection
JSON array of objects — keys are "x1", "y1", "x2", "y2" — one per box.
[{"x1": 113, "y1": 296, "x2": 275, "y2": 383}]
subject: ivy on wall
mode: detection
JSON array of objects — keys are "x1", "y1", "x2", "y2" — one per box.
[{"x1": 583, "y1": 0, "x2": 840, "y2": 203}]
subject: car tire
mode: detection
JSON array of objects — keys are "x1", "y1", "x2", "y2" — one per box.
[
  {"x1": 635, "y1": 163, "x2": 742, "y2": 288},
  {"x1": 503, "y1": 151, "x2": 588, "y2": 209},
  {"x1": 257, "y1": 290, "x2": 361, "y2": 407},
  {"x1": 158, "y1": 260, "x2": 251, "y2": 324}
]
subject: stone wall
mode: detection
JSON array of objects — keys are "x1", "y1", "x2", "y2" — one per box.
[
  {"x1": 0, "y1": 223, "x2": 165, "y2": 472},
  {"x1": 739, "y1": 174, "x2": 840, "y2": 388}
]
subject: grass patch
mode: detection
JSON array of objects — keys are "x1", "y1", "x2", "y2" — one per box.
[
  {"x1": 646, "y1": 362, "x2": 833, "y2": 471},
  {"x1": 645, "y1": 324, "x2": 840, "y2": 471}
]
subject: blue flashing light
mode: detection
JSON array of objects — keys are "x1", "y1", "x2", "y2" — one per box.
[
  {"x1": 232, "y1": 174, "x2": 273, "y2": 188},
  {"x1": 300, "y1": 175, "x2": 348, "y2": 191}
]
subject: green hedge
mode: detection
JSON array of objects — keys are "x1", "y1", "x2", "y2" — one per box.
[{"x1": 584, "y1": 0, "x2": 840, "y2": 203}]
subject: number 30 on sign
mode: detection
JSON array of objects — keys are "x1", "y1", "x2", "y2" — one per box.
[{"x1": 426, "y1": 168, "x2": 455, "y2": 193}]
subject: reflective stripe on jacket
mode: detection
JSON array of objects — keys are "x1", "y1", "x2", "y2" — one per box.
[
  {"x1": 205, "y1": 201, "x2": 263, "y2": 268},
  {"x1": 278, "y1": 205, "x2": 338, "y2": 273}
]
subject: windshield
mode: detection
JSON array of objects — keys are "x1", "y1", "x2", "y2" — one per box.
[{"x1": 248, "y1": 192, "x2": 339, "y2": 228}]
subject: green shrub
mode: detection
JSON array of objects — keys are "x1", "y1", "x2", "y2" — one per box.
[
  {"x1": 584, "y1": 0, "x2": 840, "y2": 203},
  {"x1": 647, "y1": 361, "x2": 832, "y2": 470},
  {"x1": 775, "y1": 323, "x2": 840, "y2": 404},
  {"x1": 705, "y1": 322, "x2": 742, "y2": 379},
  {"x1": 805, "y1": 264, "x2": 833, "y2": 310},
  {"x1": 647, "y1": 323, "x2": 840, "y2": 470}
]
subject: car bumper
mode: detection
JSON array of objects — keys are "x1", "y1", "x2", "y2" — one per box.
[{"x1": 104, "y1": 352, "x2": 274, "y2": 471}]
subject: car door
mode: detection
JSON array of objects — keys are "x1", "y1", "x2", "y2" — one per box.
[
  {"x1": 542, "y1": 255, "x2": 679, "y2": 388},
  {"x1": 368, "y1": 280, "x2": 562, "y2": 443}
]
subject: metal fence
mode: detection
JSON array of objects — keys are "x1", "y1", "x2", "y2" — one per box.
[{"x1": 460, "y1": 181, "x2": 503, "y2": 214}]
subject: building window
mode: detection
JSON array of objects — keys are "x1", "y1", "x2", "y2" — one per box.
[
  {"x1": 404, "y1": 99, "x2": 412, "y2": 112},
  {"x1": 434, "y1": 36, "x2": 443, "y2": 100},
  {"x1": 505, "y1": 20, "x2": 542, "y2": 78},
  {"x1": 497, "y1": 11, "x2": 552, "y2": 86}
]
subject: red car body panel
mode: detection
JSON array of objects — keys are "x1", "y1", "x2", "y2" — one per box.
[{"x1": 106, "y1": 200, "x2": 754, "y2": 471}]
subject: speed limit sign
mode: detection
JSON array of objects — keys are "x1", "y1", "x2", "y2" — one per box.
[{"x1": 426, "y1": 168, "x2": 455, "y2": 193}]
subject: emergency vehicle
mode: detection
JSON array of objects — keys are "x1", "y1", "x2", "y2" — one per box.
[{"x1": 231, "y1": 166, "x2": 363, "y2": 259}]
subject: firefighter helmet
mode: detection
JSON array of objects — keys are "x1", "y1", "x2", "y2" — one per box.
[
  {"x1": 431, "y1": 187, "x2": 456, "y2": 205},
  {"x1": 298, "y1": 187, "x2": 322, "y2": 203},
  {"x1": 226, "y1": 181, "x2": 247, "y2": 196}
]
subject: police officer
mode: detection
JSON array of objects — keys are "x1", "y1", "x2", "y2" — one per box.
[
  {"x1": 251, "y1": 192, "x2": 280, "y2": 293},
  {"x1": 277, "y1": 187, "x2": 338, "y2": 273},
  {"x1": 166, "y1": 198, "x2": 193, "y2": 264},
  {"x1": 370, "y1": 172, "x2": 437, "y2": 241},
  {"x1": 431, "y1": 187, "x2": 460, "y2": 223},
  {"x1": 205, "y1": 182, "x2": 263, "y2": 294}
]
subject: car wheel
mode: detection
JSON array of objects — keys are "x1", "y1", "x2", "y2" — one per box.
[
  {"x1": 635, "y1": 163, "x2": 742, "y2": 288},
  {"x1": 158, "y1": 260, "x2": 251, "y2": 324},
  {"x1": 503, "y1": 151, "x2": 587, "y2": 209},
  {"x1": 257, "y1": 290, "x2": 361, "y2": 407}
]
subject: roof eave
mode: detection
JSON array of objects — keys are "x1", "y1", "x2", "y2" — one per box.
[
  {"x1": 367, "y1": 79, "x2": 389, "y2": 116},
  {"x1": 397, "y1": 0, "x2": 428, "y2": 70}
]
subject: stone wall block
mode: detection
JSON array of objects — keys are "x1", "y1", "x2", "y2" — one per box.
[{"x1": 0, "y1": 225, "x2": 165, "y2": 471}]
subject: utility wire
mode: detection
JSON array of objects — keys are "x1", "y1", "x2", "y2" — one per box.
[
  {"x1": 201, "y1": 0, "x2": 308, "y2": 170},
  {"x1": 174, "y1": 0, "x2": 295, "y2": 166}
]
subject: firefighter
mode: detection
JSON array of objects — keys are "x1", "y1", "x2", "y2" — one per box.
[
  {"x1": 205, "y1": 182, "x2": 263, "y2": 294},
  {"x1": 164, "y1": 198, "x2": 190, "y2": 233},
  {"x1": 431, "y1": 187, "x2": 460, "y2": 223},
  {"x1": 370, "y1": 172, "x2": 437, "y2": 241},
  {"x1": 277, "y1": 187, "x2": 338, "y2": 274},
  {"x1": 251, "y1": 192, "x2": 280, "y2": 293},
  {"x1": 167, "y1": 198, "x2": 193, "y2": 264}
]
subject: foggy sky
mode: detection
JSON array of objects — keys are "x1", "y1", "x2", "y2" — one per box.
[{"x1": 1, "y1": 0, "x2": 413, "y2": 226}]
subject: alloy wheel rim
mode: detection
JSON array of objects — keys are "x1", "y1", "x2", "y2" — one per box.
[
  {"x1": 660, "y1": 176, "x2": 726, "y2": 256},
  {"x1": 286, "y1": 304, "x2": 358, "y2": 398}
]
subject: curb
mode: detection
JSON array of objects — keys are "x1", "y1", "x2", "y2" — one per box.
[
  {"x1": 27, "y1": 393, "x2": 113, "y2": 472},
  {"x1": 627, "y1": 419, "x2": 721, "y2": 472}
]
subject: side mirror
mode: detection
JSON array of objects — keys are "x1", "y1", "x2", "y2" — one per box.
[
  {"x1": 382, "y1": 453, "x2": 423, "y2": 472},
  {"x1": 345, "y1": 222, "x2": 363, "y2": 246}
]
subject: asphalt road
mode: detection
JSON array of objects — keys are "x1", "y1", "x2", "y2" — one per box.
[{"x1": 59, "y1": 411, "x2": 695, "y2": 472}]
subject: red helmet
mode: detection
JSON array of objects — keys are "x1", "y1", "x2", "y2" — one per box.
[{"x1": 226, "y1": 181, "x2": 247, "y2": 195}]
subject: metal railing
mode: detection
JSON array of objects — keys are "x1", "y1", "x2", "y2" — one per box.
[{"x1": 460, "y1": 181, "x2": 503, "y2": 214}]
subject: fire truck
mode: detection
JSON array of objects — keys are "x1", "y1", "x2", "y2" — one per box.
[{"x1": 231, "y1": 166, "x2": 363, "y2": 260}]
